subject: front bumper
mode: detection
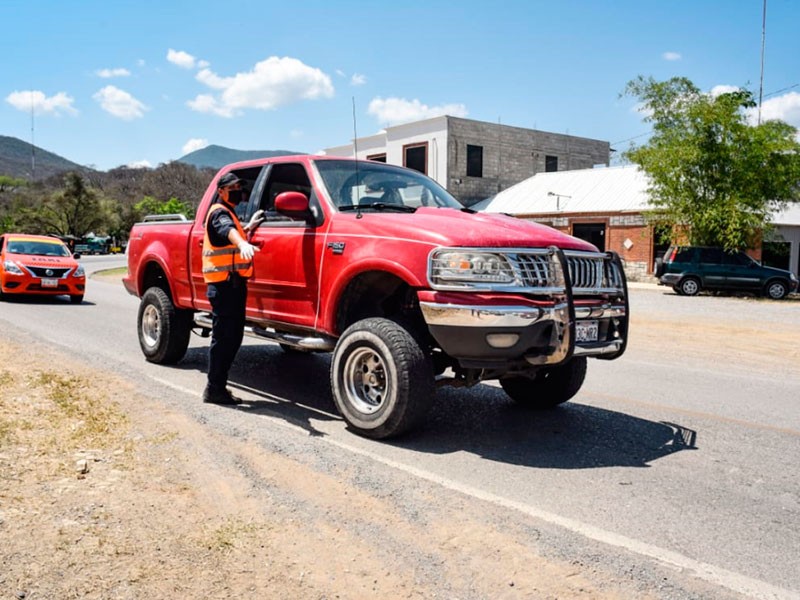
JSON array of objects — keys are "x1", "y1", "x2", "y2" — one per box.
[
  {"x1": 1, "y1": 273, "x2": 85, "y2": 297},
  {"x1": 419, "y1": 249, "x2": 629, "y2": 368}
]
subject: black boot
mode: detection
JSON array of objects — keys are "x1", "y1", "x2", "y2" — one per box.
[{"x1": 202, "y1": 386, "x2": 241, "y2": 405}]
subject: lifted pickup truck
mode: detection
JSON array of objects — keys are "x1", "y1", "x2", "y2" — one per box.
[{"x1": 124, "y1": 156, "x2": 628, "y2": 438}]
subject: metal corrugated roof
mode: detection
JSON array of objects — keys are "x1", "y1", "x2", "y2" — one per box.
[
  {"x1": 476, "y1": 165, "x2": 650, "y2": 214},
  {"x1": 475, "y1": 165, "x2": 800, "y2": 226}
]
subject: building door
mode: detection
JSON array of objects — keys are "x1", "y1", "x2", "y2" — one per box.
[{"x1": 572, "y1": 222, "x2": 606, "y2": 252}]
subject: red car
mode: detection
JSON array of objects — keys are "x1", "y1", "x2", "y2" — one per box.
[{"x1": 0, "y1": 233, "x2": 86, "y2": 303}]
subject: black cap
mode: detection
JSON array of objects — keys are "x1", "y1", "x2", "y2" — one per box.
[{"x1": 217, "y1": 172, "x2": 242, "y2": 189}]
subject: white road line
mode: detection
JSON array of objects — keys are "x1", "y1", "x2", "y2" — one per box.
[{"x1": 151, "y1": 376, "x2": 799, "y2": 600}]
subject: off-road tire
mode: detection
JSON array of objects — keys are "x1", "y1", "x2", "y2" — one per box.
[
  {"x1": 331, "y1": 317, "x2": 434, "y2": 439},
  {"x1": 500, "y1": 356, "x2": 587, "y2": 409},
  {"x1": 137, "y1": 286, "x2": 192, "y2": 364}
]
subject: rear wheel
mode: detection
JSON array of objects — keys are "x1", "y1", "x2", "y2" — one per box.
[
  {"x1": 764, "y1": 280, "x2": 788, "y2": 300},
  {"x1": 331, "y1": 317, "x2": 434, "y2": 439},
  {"x1": 501, "y1": 357, "x2": 587, "y2": 409},
  {"x1": 137, "y1": 286, "x2": 192, "y2": 364},
  {"x1": 679, "y1": 277, "x2": 701, "y2": 296}
]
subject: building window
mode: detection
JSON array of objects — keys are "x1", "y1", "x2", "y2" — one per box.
[
  {"x1": 466, "y1": 144, "x2": 483, "y2": 177},
  {"x1": 404, "y1": 142, "x2": 428, "y2": 174},
  {"x1": 545, "y1": 155, "x2": 558, "y2": 172},
  {"x1": 367, "y1": 153, "x2": 386, "y2": 163}
]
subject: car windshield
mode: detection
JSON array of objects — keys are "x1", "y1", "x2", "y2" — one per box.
[
  {"x1": 313, "y1": 159, "x2": 463, "y2": 212},
  {"x1": 7, "y1": 240, "x2": 71, "y2": 257}
]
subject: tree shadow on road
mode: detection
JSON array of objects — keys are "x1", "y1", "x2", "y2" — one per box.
[{"x1": 175, "y1": 342, "x2": 697, "y2": 469}]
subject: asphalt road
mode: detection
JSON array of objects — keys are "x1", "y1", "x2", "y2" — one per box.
[{"x1": 2, "y1": 254, "x2": 799, "y2": 599}]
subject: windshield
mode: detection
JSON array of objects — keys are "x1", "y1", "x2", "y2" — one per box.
[
  {"x1": 313, "y1": 159, "x2": 463, "y2": 211},
  {"x1": 7, "y1": 239, "x2": 71, "y2": 257}
]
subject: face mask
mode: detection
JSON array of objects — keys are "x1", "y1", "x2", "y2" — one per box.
[{"x1": 227, "y1": 189, "x2": 243, "y2": 204}]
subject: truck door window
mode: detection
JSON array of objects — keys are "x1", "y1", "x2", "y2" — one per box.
[{"x1": 260, "y1": 163, "x2": 312, "y2": 216}]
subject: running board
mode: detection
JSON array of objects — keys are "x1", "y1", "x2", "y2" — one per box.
[{"x1": 193, "y1": 313, "x2": 335, "y2": 352}]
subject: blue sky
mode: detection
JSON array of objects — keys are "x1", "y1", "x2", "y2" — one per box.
[{"x1": 1, "y1": 0, "x2": 798, "y2": 172}]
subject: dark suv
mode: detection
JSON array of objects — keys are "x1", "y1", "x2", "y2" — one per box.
[{"x1": 655, "y1": 246, "x2": 798, "y2": 299}]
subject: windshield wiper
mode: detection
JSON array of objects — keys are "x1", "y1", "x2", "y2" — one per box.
[{"x1": 339, "y1": 202, "x2": 416, "y2": 213}]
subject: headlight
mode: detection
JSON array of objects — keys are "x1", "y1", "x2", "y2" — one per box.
[
  {"x1": 791, "y1": 272, "x2": 798, "y2": 282},
  {"x1": 74, "y1": 265, "x2": 85, "y2": 277},
  {"x1": 3, "y1": 260, "x2": 24, "y2": 275},
  {"x1": 430, "y1": 250, "x2": 515, "y2": 286}
]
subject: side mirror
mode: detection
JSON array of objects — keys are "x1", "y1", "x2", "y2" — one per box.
[{"x1": 274, "y1": 191, "x2": 311, "y2": 219}]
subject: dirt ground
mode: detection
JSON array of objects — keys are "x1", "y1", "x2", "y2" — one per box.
[{"x1": 0, "y1": 332, "x2": 648, "y2": 600}]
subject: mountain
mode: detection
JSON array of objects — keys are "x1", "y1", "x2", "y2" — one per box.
[
  {"x1": 0, "y1": 135, "x2": 89, "y2": 180},
  {"x1": 177, "y1": 145, "x2": 303, "y2": 169}
]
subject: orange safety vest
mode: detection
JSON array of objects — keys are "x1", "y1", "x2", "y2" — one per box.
[{"x1": 202, "y1": 203, "x2": 254, "y2": 283}]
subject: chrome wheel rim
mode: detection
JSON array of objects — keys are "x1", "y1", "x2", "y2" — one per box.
[
  {"x1": 141, "y1": 304, "x2": 161, "y2": 348},
  {"x1": 343, "y1": 347, "x2": 387, "y2": 415}
]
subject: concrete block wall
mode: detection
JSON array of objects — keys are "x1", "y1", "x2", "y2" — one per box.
[{"x1": 446, "y1": 117, "x2": 609, "y2": 206}]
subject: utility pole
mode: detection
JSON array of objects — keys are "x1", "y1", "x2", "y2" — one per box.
[{"x1": 758, "y1": 0, "x2": 767, "y2": 125}]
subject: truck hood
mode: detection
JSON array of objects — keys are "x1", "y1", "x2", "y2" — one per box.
[{"x1": 348, "y1": 207, "x2": 598, "y2": 252}]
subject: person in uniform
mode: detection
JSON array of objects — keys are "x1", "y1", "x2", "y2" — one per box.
[{"x1": 201, "y1": 172, "x2": 264, "y2": 404}]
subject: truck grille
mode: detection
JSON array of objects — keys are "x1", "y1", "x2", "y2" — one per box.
[
  {"x1": 511, "y1": 251, "x2": 623, "y2": 294},
  {"x1": 26, "y1": 266, "x2": 71, "y2": 278}
]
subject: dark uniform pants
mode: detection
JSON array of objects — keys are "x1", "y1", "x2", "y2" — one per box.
[{"x1": 206, "y1": 278, "x2": 247, "y2": 391}]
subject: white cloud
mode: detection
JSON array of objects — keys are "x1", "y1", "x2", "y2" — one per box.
[
  {"x1": 96, "y1": 67, "x2": 131, "y2": 78},
  {"x1": 187, "y1": 93, "x2": 234, "y2": 118},
  {"x1": 188, "y1": 56, "x2": 334, "y2": 117},
  {"x1": 351, "y1": 73, "x2": 366, "y2": 86},
  {"x1": 367, "y1": 97, "x2": 468, "y2": 126},
  {"x1": 662, "y1": 51, "x2": 682, "y2": 61},
  {"x1": 167, "y1": 48, "x2": 197, "y2": 69},
  {"x1": 710, "y1": 84, "x2": 741, "y2": 97},
  {"x1": 290, "y1": 129, "x2": 303, "y2": 138},
  {"x1": 137, "y1": 59, "x2": 146, "y2": 67},
  {"x1": 127, "y1": 159, "x2": 152, "y2": 169},
  {"x1": 335, "y1": 69, "x2": 346, "y2": 77},
  {"x1": 6, "y1": 90, "x2": 78, "y2": 116},
  {"x1": 182, "y1": 138, "x2": 209, "y2": 154},
  {"x1": 747, "y1": 91, "x2": 800, "y2": 128},
  {"x1": 93, "y1": 85, "x2": 147, "y2": 120}
]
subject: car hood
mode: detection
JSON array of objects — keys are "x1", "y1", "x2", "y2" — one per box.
[
  {"x1": 12, "y1": 254, "x2": 78, "y2": 268},
  {"x1": 343, "y1": 207, "x2": 598, "y2": 252}
]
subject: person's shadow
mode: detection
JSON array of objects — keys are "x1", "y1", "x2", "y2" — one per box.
[{"x1": 177, "y1": 343, "x2": 697, "y2": 469}]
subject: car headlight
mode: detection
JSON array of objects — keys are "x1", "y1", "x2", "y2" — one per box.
[
  {"x1": 791, "y1": 272, "x2": 798, "y2": 282},
  {"x1": 430, "y1": 250, "x2": 516, "y2": 286},
  {"x1": 74, "y1": 265, "x2": 85, "y2": 277},
  {"x1": 3, "y1": 260, "x2": 24, "y2": 275}
]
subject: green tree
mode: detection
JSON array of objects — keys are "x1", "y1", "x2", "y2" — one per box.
[
  {"x1": 622, "y1": 76, "x2": 800, "y2": 252},
  {"x1": 21, "y1": 172, "x2": 116, "y2": 238},
  {"x1": 133, "y1": 195, "x2": 194, "y2": 219}
]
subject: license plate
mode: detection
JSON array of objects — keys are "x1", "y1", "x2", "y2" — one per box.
[
  {"x1": 576, "y1": 320, "x2": 598, "y2": 343},
  {"x1": 41, "y1": 278, "x2": 59, "y2": 288}
]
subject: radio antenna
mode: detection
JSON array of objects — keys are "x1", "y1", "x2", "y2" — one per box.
[{"x1": 352, "y1": 97, "x2": 363, "y2": 217}]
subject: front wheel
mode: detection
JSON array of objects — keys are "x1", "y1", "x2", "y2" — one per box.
[
  {"x1": 331, "y1": 317, "x2": 434, "y2": 439},
  {"x1": 137, "y1": 286, "x2": 192, "y2": 364},
  {"x1": 500, "y1": 357, "x2": 587, "y2": 409},
  {"x1": 70, "y1": 294, "x2": 84, "y2": 304},
  {"x1": 764, "y1": 280, "x2": 788, "y2": 300}
]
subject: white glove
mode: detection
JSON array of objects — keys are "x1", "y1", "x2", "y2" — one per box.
[
  {"x1": 237, "y1": 241, "x2": 257, "y2": 260},
  {"x1": 246, "y1": 209, "x2": 265, "y2": 231}
]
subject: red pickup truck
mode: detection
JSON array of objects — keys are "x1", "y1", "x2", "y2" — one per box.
[{"x1": 124, "y1": 155, "x2": 628, "y2": 438}]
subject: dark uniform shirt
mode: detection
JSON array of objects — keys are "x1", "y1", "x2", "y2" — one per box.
[{"x1": 207, "y1": 201, "x2": 238, "y2": 247}]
